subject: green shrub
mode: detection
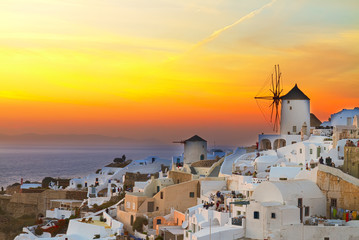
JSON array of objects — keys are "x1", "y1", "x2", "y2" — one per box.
[{"x1": 77, "y1": 184, "x2": 83, "y2": 189}]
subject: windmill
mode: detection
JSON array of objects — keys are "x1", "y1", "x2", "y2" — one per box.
[{"x1": 255, "y1": 64, "x2": 283, "y2": 132}]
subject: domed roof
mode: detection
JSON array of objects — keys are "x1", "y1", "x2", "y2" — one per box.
[{"x1": 281, "y1": 84, "x2": 310, "y2": 100}]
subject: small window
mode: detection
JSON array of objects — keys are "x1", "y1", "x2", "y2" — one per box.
[
  {"x1": 305, "y1": 206, "x2": 310, "y2": 216},
  {"x1": 287, "y1": 100, "x2": 290, "y2": 104},
  {"x1": 132, "y1": 202, "x2": 135, "y2": 210},
  {"x1": 160, "y1": 192, "x2": 163, "y2": 199},
  {"x1": 157, "y1": 219, "x2": 161, "y2": 224},
  {"x1": 189, "y1": 192, "x2": 195, "y2": 198},
  {"x1": 324, "y1": 147, "x2": 326, "y2": 150},
  {"x1": 324, "y1": 238, "x2": 329, "y2": 240},
  {"x1": 200, "y1": 154, "x2": 205, "y2": 160},
  {"x1": 310, "y1": 149, "x2": 313, "y2": 154},
  {"x1": 156, "y1": 207, "x2": 159, "y2": 211},
  {"x1": 300, "y1": 148, "x2": 302, "y2": 154},
  {"x1": 254, "y1": 211, "x2": 259, "y2": 219},
  {"x1": 130, "y1": 215, "x2": 134, "y2": 225},
  {"x1": 237, "y1": 211, "x2": 241, "y2": 215},
  {"x1": 289, "y1": 106, "x2": 292, "y2": 110},
  {"x1": 330, "y1": 198, "x2": 337, "y2": 208},
  {"x1": 293, "y1": 126, "x2": 297, "y2": 132},
  {"x1": 271, "y1": 212, "x2": 276, "y2": 219}
]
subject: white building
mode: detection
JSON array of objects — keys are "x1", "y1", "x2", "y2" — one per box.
[
  {"x1": 322, "y1": 107, "x2": 359, "y2": 127},
  {"x1": 184, "y1": 135, "x2": 207, "y2": 164},
  {"x1": 45, "y1": 199, "x2": 82, "y2": 219},
  {"x1": 246, "y1": 179, "x2": 326, "y2": 239},
  {"x1": 183, "y1": 204, "x2": 244, "y2": 240}
]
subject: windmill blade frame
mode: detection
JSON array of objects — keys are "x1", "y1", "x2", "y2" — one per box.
[{"x1": 254, "y1": 64, "x2": 284, "y2": 132}]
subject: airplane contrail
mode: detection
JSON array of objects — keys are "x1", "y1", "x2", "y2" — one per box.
[{"x1": 191, "y1": 0, "x2": 277, "y2": 51}]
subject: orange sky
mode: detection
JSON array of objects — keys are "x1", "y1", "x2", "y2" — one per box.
[{"x1": 0, "y1": 0, "x2": 358, "y2": 146}]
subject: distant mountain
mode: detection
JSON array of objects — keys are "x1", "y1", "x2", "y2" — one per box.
[{"x1": 0, "y1": 133, "x2": 167, "y2": 146}]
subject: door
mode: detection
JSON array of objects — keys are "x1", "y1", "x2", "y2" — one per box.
[
  {"x1": 298, "y1": 198, "x2": 303, "y2": 223},
  {"x1": 148, "y1": 202, "x2": 154, "y2": 212}
]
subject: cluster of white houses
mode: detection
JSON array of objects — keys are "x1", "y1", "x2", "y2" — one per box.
[{"x1": 14, "y1": 85, "x2": 359, "y2": 240}]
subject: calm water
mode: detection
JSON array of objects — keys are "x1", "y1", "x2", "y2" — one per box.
[{"x1": 0, "y1": 145, "x2": 182, "y2": 189}]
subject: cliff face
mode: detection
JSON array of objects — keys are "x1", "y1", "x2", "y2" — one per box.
[{"x1": 0, "y1": 189, "x2": 87, "y2": 239}]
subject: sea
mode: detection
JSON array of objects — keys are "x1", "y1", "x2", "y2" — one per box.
[{"x1": 0, "y1": 144, "x2": 183, "y2": 189}]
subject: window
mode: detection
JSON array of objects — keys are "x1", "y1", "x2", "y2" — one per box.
[
  {"x1": 254, "y1": 211, "x2": 260, "y2": 219},
  {"x1": 156, "y1": 219, "x2": 162, "y2": 224},
  {"x1": 132, "y1": 202, "x2": 136, "y2": 210},
  {"x1": 324, "y1": 238, "x2": 329, "y2": 240},
  {"x1": 130, "y1": 215, "x2": 134, "y2": 225},
  {"x1": 300, "y1": 148, "x2": 302, "y2": 154},
  {"x1": 310, "y1": 149, "x2": 313, "y2": 154},
  {"x1": 157, "y1": 186, "x2": 160, "y2": 193},
  {"x1": 200, "y1": 154, "x2": 205, "y2": 160},
  {"x1": 160, "y1": 192, "x2": 163, "y2": 199},
  {"x1": 292, "y1": 141, "x2": 297, "y2": 144},
  {"x1": 330, "y1": 198, "x2": 337, "y2": 208},
  {"x1": 126, "y1": 201, "x2": 130, "y2": 209},
  {"x1": 189, "y1": 192, "x2": 195, "y2": 198},
  {"x1": 237, "y1": 211, "x2": 241, "y2": 216},
  {"x1": 271, "y1": 213, "x2": 276, "y2": 219},
  {"x1": 298, "y1": 198, "x2": 303, "y2": 207},
  {"x1": 305, "y1": 206, "x2": 310, "y2": 216},
  {"x1": 293, "y1": 126, "x2": 297, "y2": 132},
  {"x1": 287, "y1": 100, "x2": 290, "y2": 104},
  {"x1": 156, "y1": 207, "x2": 159, "y2": 211},
  {"x1": 289, "y1": 106, "x2": 292, "y2": 110}
]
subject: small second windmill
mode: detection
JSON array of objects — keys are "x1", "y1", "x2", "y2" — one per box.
[{"x1": 255, "y1": 65, "x2": 283, "y2": 132}]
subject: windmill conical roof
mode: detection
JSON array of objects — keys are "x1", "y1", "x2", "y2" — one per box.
[
  {"x1": 281, "y1": 84, "x2": 310, "y2": 100},
  {"x1": 184, "y1": 135, "x2": 207, "y2": 142}
]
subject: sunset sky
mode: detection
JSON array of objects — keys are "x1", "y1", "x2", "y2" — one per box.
[{"x1": 0, "y1": 0, "x2": 358, "y2": 146}]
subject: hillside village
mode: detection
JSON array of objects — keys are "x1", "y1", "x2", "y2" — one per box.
[{"x1": 2, "y1": 84, "x2": 359, "y2": 240}]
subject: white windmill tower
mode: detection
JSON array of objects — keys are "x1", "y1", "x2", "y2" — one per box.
[{"x1": 280, "y1": 84, "x2": 310, "y2": 136}]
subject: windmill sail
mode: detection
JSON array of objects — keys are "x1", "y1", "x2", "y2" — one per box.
[{"x1": 255, "y1": 65, "x2": 283, "y2": 132}]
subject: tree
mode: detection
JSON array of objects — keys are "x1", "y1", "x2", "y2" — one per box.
[
  {"x1": 42, "y1": 177, "x2": 55, "y2": 188},
  {"x1": 132, "y1": 216, "x2": 148, "y2": 233}
]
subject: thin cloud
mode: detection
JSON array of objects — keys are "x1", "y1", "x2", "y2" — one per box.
[{"x1": 191, "y1": 0, "x2": 277, "y2": 51}]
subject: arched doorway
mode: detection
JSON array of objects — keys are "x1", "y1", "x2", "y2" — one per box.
[
  {"x1": 273, "y1": 139, "x2": 286, "y2": 150},
  {"x1": 260, "y1": 139, "x2": 272, "y2": 150}
]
